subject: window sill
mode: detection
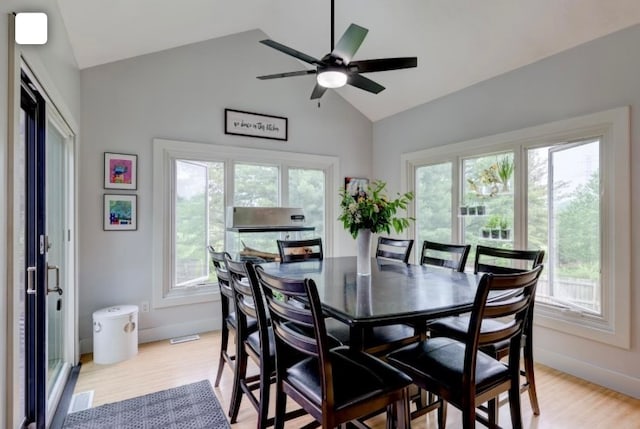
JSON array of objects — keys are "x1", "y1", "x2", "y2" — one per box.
[
  {"x1": 535, "y1": 303, "x2": 629, "y2": 349},
  {"x1": 153, "y1": 284, "x2": 220, "y2": 309}
]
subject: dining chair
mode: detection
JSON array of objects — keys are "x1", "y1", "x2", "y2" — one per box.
[
  {"x1": 376, "y1": 237, "x2": 414, "y2": 263},
  {"x1": 276, "y1": 238, "x2": 323, "y2": 263},
  {"x1": 207, "y1": 246, "x2": 240, "y2": 388},
  {"x1": 224, "y1": 254, "x2": 272, "y2": 427},
  {"x1": 225, "y1": 255, "x2": 308, "y2": 428},
  {"x1": 474, "y1": 245, "x2": 545, "y2": 274},
  {"x1": 387, "y1": 265, "x2": 544, "y2": 429},
  {"x1": 429, "y1": 246, "x2": 545, "y2": 419},
  {"x1": 420, "y1": 240, "x2": 471, "y2": 272},
  {"x1": 252, "y1": 264, "x2": 413, "y2": 429}
]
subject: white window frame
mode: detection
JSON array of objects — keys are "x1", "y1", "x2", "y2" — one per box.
[
  {"x1": 152, "y1": 138, "x2": 339, "y2": 308},
  {"x1": 402, "y1": 107, "x2": 630, "y2": 348}
]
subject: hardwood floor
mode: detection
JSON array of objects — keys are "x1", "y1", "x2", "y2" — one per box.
[{"x1": 73, "y1": 331, "x2": 640, "y2": 428}]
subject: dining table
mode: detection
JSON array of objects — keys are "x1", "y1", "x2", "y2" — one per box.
[{"x1": 259, "y1": 256, "x2": 488, "y2": 351}]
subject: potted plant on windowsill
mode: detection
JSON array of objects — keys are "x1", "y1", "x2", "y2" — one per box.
[
  {"x1": 485, "y1": 215, "x2": 501, "y2": 239},
  {"x1": 500, "y1": 217, "x2": 511, "y2": 240},
  {"x1": 497, "y1": 155, "x2": 514, "y2": 193}
]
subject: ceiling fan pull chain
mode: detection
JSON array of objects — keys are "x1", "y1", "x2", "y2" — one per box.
[{"x1": 331, "y1": 0, "x2": 335, "y2": 51}]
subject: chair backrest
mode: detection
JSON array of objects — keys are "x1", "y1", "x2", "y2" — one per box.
[
  {"x1": 208, "y1": 246, "x2": 233, "y2": 300},
  {"x1": 375, "y1": 237, "x2": 414, "y2": 263},
  {"x1": 474, "y1": 245, "x2": 545, "y2": 274},
  {"x1": 225, "y1": 255, "x2": 270, "y2": 352},
  {"x1": 253, "y1": 265, "x2": 335, "y2": 414},
  {"x1": 420, "y1": 240, "x2": 471, "y2": 272},
  {"x1": 276, "y1": 238, "x2": 323, "y2": 263},
  {"x1": 464, "y1": 265, "x2": 543, "y2": 390}
]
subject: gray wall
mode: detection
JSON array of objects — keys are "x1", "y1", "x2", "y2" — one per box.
[
  {"x1": 78, "y1": 29, "x2": 372, "y2": 352},
  {"x1": 373, "y1": 24, "x2": 640, "y2": 396},
  {"x1": 0, "y1": 2, "x2": 81, "y2": 426}
]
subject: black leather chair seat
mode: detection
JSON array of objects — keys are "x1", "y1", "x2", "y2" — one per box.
[
  {"x1": 246, "y1": 327, "x2": 276, "y2": 360},
  {"x1": 227, "y1": 311, "x2": 257, "y2": 332},
  {"x1": 246, "y1": 325, "x2": 343, "y2": 361},
  {"x1": 429, "y1": 316, "x2": 511, "y2": 353},
  {"x1": 324, "y1": 319, "x2": 416, "y2": 349},
  {"x1": 387, "y1": 337, "x2": 508, "y2": 394},
  {"x1": 286, "y1": 346, "x2": 412, "y2": 411}
]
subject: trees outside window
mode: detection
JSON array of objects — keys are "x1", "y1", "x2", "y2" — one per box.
[{"x1": 405, "y1": 107, "x2": 629, "y2": 347}]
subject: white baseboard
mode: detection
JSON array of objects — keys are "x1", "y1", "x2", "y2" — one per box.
[
  {"x1": 536, "y1": 346, "x2": 640, "y2": 399},
  {"x1": 79, "y1": 316, "x2": 222, "y2": 355}
]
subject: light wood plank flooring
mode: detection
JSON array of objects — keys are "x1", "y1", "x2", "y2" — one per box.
[{"x1": 73, "y1": 331, "x2": 640, "y2": 428}]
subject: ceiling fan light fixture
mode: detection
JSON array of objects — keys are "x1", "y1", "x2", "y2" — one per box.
[{"x1": 317, "y1": 69, "x2": 347, "y2": 88}]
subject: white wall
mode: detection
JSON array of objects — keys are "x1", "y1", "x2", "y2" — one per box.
[
  {"x1": 373, "y1": 24, "x2": 640, "y2": 398},
  {"x1": 0, "y1": 2, "x2": 81, "y2": 427},
  {"x1": 78, "y1": 29, "x2": 372, "y2": 352}
]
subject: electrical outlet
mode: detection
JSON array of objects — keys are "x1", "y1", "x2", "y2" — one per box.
[{"x1": 141, "y1": 301, "x2": 149, "y2": 313}]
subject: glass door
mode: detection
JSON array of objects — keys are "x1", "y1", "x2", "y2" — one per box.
[
  {"x1": 21, "y1": 70, "x2": 47, "y2": 429},
  {"x1": 45, "y1": 112, "x2": 74, "y2": 421},
  {"x1": 17, "y1": 69, "x2": 76, "y2": 429}
]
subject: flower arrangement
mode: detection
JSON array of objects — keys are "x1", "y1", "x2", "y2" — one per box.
[{"x1": 338, "y1": 180, "x2": 414, "y2": 239}]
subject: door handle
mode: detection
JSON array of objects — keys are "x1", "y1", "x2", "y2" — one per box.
[
  {"x1": 27, "y1": 266, "x2": 37, "y2": 295},
  {"x1": 47, "y1": 264, "x2": 63, "y2": 296}
]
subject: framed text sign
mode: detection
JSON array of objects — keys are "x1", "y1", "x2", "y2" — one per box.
[{"x1": 225, "y1": 108, "x2": 288, "y2": 141}]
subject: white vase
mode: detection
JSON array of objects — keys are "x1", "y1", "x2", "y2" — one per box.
[{"x1": 356, "y1": 229, "x2": 372, "y2": 275}]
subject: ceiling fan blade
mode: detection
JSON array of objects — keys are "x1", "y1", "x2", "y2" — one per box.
[
  {"x1": 332, "y1": 24, "x2": 368, "y2": 64},
  {"x1": 260, "y1": 39, "x2": 321, "y2": 65},
  {"x1": 349, "y1": 57, "x2": 417, "y2": 73},
  {"x1": 310, "y1": 83, "x2": 328, "y2": 100},
  {"x1": 257, "y1": 70, "x2": 317, "y2": 80},
  {"x1": 347, "y1": 74, "x2": 385, "y2": 94}
]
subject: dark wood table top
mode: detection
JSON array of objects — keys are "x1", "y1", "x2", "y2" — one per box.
[{"x1": 259, "y1": 256, "x2": 485, "y2": 327}]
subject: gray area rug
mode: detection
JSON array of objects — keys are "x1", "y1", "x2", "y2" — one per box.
[{"x1": 62, "y1": 380, "x2": 230, "y2": 429}]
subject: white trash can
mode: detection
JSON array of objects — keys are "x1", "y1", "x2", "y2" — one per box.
[{"x1": 93, "y1": 305, "x2": 139, "y2": 365}]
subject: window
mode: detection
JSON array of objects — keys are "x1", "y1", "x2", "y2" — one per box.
[
  {"x1": 461, "y1": 152, "x2": 515, "y2": 271},
  {"x1": 403, "y1": 107, "x2": 630, "y2": 348},
  {"x1": 153, "y1": 138, "x2": 339, "y2": 308},
  {"x1": 415, "y1": 162, "x2": 453, "y2": 245},
  {"x1": 528, "y1": 140, "x2": 601, "y2": 314},
  {"x1": 289, "y1": 168, "x2": 326, "y2": 244},
  {"x1": 174, "y1": 160, "x2": 225, "y2": 287},
  {"x1": 234, "y1": 163, "x2": 279, "y2": 207}
]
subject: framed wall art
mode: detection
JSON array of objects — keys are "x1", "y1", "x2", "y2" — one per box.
[
  {"x1": 104, "y1": 194, "x2": 137, "y2": 231},
  {"x1": 224, "y1": 108, "x2": 288, "y2": 141},
  {"x1": 344, "y1": 177, "x2": 369, "y2": 198},
  {"x1": 104, "y1": 152, "x2": 137, "y2": 190}
]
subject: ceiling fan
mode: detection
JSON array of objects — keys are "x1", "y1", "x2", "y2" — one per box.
[{"x1": 257, "y1": 0, "x2": 418, "y2": 100}]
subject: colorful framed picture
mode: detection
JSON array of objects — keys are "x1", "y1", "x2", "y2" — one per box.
[
  {"x1": 104, "y1": 152, "x2": 137, "y2": 190},
  {"x1": 103, "y1": 194, "x2": 137, "y2": 231},
  {"x1": 344, "y1": 177, "x2": 369, "y2": 198}
]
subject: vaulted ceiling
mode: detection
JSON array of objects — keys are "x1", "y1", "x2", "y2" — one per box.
[{"x1": 56, "y1": 0, "x2": 640, "y2": 121}]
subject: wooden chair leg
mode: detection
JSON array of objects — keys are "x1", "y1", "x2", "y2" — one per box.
[
  {"x1": 437, "y1": 399, "x2": 447, "y2": 429},
  {"x1": 257, "y1": 357, "x2": 271, "y2": 429},
  {"x1": 228, "y1": 342, "x2": 248, "y2": 423},
  {"x1": 462, "y1": 401, "x2": 475, "y2": 429},
  {"x1": 399, "y1": 388, "x2": 411, "y2": 429},
  {"x1": 523, "y1": 341, "x2": 540, "y2": 415},
  {"x1": 273, "y1": 384, "x2": 287, "y2": 429},
  {"x1": 488, "y1": 398, "x2": 498, "y2": 427},
  {"x1": 214, "y1": 323, "x2": 230, "y2": 387},
  {"x1": 508, "y1": 382, "x2": 524, "y2": 429}
]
